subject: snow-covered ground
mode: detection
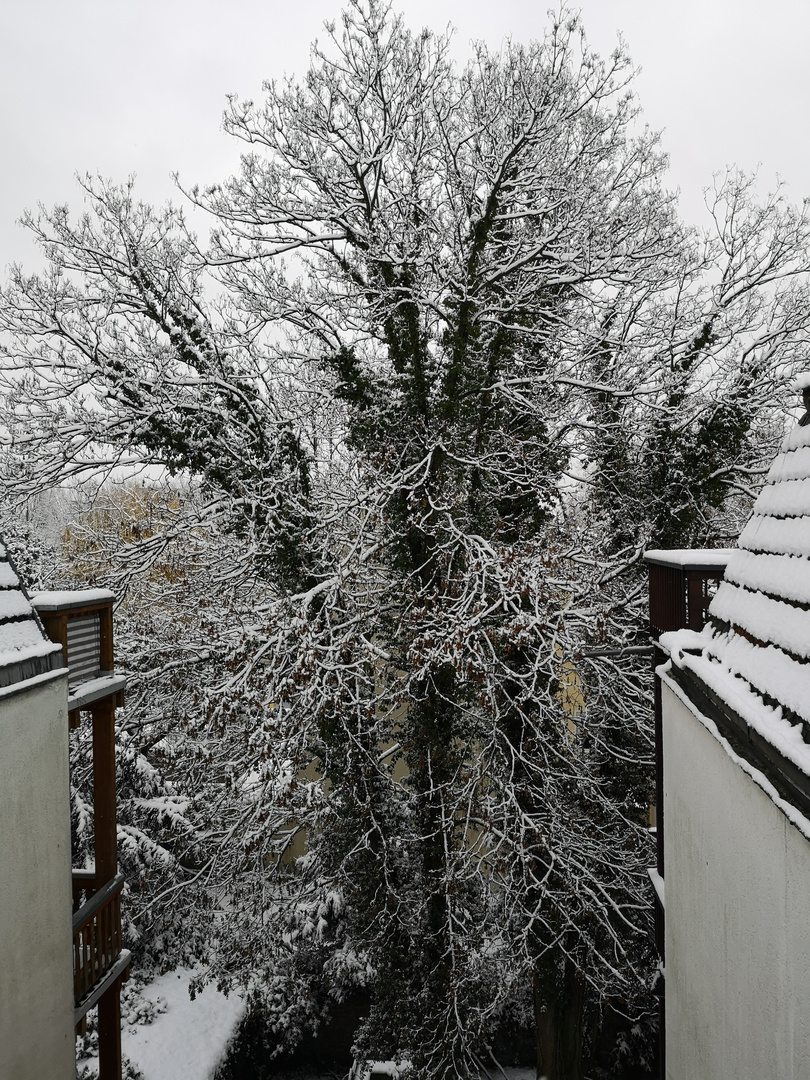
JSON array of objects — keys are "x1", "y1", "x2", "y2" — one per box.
[
  {"x1": 77, "y1": 968, "x2": 538, "y2": 1080},
  {"x1": 79, "y1": 968, "x2": 245, "y2": 1080}
]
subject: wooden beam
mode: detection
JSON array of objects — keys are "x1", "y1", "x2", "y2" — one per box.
[
  {"x1": 99, "y1": 604, "x2": 114, "y2": 673},
  {"x1": 40, "y1": 611, "x2": 68, "y2": 664},
  {"x1": 92, "y1": 702, "x2": 117, "y2": 884},
  {"x1": 97, "y1": 972, "x2": 124, "y2": 1080}
]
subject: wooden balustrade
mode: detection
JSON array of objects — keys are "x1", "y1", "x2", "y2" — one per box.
[
  {"x1": 73, "y1": 873, "x2": 124, "y2": 1008},
  {"x1": 72, "y1": 867, "x2": 98, "y2": 913}
]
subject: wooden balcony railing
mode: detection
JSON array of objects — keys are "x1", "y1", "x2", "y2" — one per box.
[
  {"x1": 73, "y1": 872, "x2": 124, "y2": 1009},
  {"x1": 645, "y1": 549, "x2": 733, "y2": 637},
  {"x1": 72, "y1": 867, "x2": 98, "y2": 912}
]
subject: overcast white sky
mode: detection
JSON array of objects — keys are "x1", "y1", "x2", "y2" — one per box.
[{"x1": 1, "y1": 0, "x2": 808, "y2": 272}]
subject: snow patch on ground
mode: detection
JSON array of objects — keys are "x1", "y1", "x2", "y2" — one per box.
[
  {"x1": 76, "y1": 971, "x2": 541, "y2": 1080},
  {"x1": 80, "y1": 968, "x2": 245, "y2": 1080},
  {"x1": 124, "y1": 968, "x2": 245, "y2": 1080}
]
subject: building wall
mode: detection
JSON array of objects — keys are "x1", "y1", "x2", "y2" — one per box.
[
  {"x1": 0, "y1": 672, "x2": 75, "y2": 1080},
  {"x1": 662, "y1": 678, "x2": 810, "y2": 1080}
]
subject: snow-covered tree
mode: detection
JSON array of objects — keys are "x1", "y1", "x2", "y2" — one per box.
[
  {"x1": 3, "y1": 4, "x2": 810, "y2": 1077},
  {"x1": 0, "y1": 487, "x2": 231, "y2": 973}
]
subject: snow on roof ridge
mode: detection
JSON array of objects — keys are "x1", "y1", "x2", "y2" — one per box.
[
  {"x1": 767, "y1": 445, "x2": 810, "y2": 484},
  {"x1": 754, "y1": 476, "x2": 810, "y2": 518},
  {"x1": 663, "y1": 630, "x2": 810, "y2": 779},
  {"x1": 0, "y1": 534, "x2": 65, "y2": 685},
  {"x1": 782, "y1": 423, "x2": 810, "y2": 452},
  {"x1": 738, "y1": 514, "x2": 810, "y2": 557},
  {"x1": 664, "y1": 416, "x2": 810, "y2": 779},
  {"x1": 724, "y1": 550, "x2": 810, "y2": 607},
  {"x1": 710, "y1": 581, "x2": 810, "y2": 661}
]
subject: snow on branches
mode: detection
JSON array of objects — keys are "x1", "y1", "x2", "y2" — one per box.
[{"x1": 3, "y1": 3, "x2": 810, "y2": 1076}]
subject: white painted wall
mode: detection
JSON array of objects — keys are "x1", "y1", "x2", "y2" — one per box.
[
  {"x1": 662, "y1": 677, "x2": 810, "y2": 1080},
  {"x1": 0, "y1": 671, "x2": 75, "y2": 1080}
]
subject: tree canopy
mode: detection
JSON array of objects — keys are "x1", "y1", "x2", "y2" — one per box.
[{"x1": 3, "y1": 4, "x2": 810, "y2": 1077}]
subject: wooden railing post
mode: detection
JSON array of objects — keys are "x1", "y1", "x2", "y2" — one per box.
[
  {"x1": 98, "y1": 976, "x2": 123, "y2": 1080},
  {"x1": 99, "y1": 604, "x2": 114, "y2": 675},
  {"x1": 92, "y1": 701, "x2": 117, "y2": 884},
  {"x1": 91, "y1": 696, "x2": 123, "y2": 1079}
]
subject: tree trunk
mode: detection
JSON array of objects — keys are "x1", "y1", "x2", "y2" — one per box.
[{"x1": 534, "y1": 962, "x2": 586, "y2": 1080}]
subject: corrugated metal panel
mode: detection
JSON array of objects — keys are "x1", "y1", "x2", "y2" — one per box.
[{"x1": 67, "y1": 613, "x2": 100, "y2": 688}]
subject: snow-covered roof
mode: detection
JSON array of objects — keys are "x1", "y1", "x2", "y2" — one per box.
[
  {"x1": 663, "y1": 417, "x2": 810, "y2": 781},
  {"x1": 0, "y1": 539, "x2": 64, "y2": 691},
  {"x1": 31, "y1": 588, "x2": 115, "y2": 611}
]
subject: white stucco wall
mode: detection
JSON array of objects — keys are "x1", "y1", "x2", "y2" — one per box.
[
  {"x1": 0, "y1": 671, "x2": 76, "y2": 1080},
  {"x1": 662, "y1": 676, "x2": 810, "y2": 1080}
]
